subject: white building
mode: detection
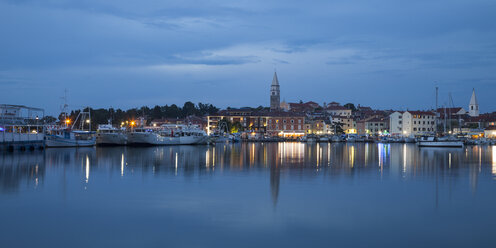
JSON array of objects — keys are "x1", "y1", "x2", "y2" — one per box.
[
  {"x1": 389, "y1": 111, "x2": 403, "y2": 135},
  {"x1": 325, "y1": 102, "x2": 352, "y2": 117},
  {"x1": 468, "y1": 88, "x2": 479, "y2": 117},
  {"x1": 389, "y1": 111, "x2": 436, "y2": 136}
]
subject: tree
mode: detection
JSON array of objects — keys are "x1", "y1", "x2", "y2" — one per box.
[
  {"x1": 332, "y1": 122, "x2": 344, "y2": 134},
  {"x1": 344, "y1": 103, "x2": 356, "y2": 112},
  {"x1": 182, "y1": 101, "x2": 197, "y2": 117},
  {"x1": 230, "y1": 121, "x2": 243, "y2": 133}
]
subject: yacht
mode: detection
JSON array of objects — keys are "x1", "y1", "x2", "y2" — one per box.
[
  {"x1": 96, "y1": 124, "x2": 127, "y2": 145},
  {"x1": 127, "y1": 124, "x2": 208, "y2": 146},
  {"x1": 417, "y1": 136, "x2": 463, "y2": 148}
]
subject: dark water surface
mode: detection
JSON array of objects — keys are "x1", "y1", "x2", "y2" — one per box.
[{"x1": 1, "y1": 143, "x2": 495, "y2": 248}]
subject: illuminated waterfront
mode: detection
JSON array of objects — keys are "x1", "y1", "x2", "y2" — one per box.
[{"x1": 1, "y1": 143, "x2": 496, "y2": 247}]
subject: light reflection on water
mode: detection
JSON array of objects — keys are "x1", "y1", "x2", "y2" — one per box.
[{"x1": 0, "y1": 143, "x2": 496, "y2": 248}]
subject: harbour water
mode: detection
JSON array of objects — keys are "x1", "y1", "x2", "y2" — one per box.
[{"x1": 1, "y1": 143, "x2": 496, "y2": 247}]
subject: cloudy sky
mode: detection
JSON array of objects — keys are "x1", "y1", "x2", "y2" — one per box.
[{"x1": 1, "y1": 0, "x2": 495, "y2": 115}]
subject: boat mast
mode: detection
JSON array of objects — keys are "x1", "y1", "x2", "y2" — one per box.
[
  {"x1": 435, "y1": 86, "x2": 439, "y2": 134},
  {"x1": 61, "y1": 89, "x2": 69, "y2": 128}
]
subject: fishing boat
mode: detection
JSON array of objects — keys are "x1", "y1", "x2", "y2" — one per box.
[
  {"x1": 96, "y1": 124, "x2": 127, "y2": 145},
  {"x1": 45, "y1": 110, "x2": 96, "y2": 147},
  {"x1": 417, "y1": 136, "x2": 463, "y2": 148},
  {"x1": 127, "y1": 124, "x2": 208, "y2": 146}
]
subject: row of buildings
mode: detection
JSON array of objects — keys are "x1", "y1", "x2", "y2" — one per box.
[{"x1": 154, "y1": 72, "x2": 495, "y2": 138}]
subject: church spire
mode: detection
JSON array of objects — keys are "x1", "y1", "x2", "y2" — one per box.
[
  {"x1": 272, "y1": 71, "x2": 279, "y2": 86},
  {"x1": 468, "y1": 88, "x2": 479, "y2": 117}
]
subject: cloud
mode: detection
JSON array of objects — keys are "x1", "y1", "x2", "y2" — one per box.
[{"x1": 0, "y1": 0, "x2": 495, "y2": 113}]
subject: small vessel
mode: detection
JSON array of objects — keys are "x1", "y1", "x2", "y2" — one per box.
[
  {"x1": 346, "y1": 134, "x2": 357, "y2": 143},
  {"x1": 45, "y1": 110, "x2": 96, "y2": 148},
  {"x1": 330, "y1": 135, "x2": 342, "y2": 142},
  {"x1": 417, "y1": 136, "x2": 463, "y2": 148},
  {"x1": 96, "y1": 124, "x2": 127, "y2": 145},
  {"x1": 127, "y1": 124, "x2": 208, "y2": 146}
]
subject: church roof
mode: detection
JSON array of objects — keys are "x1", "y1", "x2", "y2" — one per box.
[
  {"x1": 271, "y1": 72, "x2": 279, "y2": 86},
  {"x1": 470, "y1": 88, "x2": 478, "y2": 106}
]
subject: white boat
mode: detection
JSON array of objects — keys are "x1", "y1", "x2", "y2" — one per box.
[
  {"x1": 45, "y1": 130, "x2": 96, "y2": 147},
  {"x1": 96, "y1": 124, "x2": 127, "y2": 145},
  {"x1": 346, "y1": 134, "x2": 357, "y2": 143},
  {"x1": 127, "y1": 124, "x2": 208, "y2": 146},
  {"x1": 45, "y1": 109, "x2": 96, "y2": 148},
  {"x1": 417, "y1": 136, "x2": 463, "y2": 148}
]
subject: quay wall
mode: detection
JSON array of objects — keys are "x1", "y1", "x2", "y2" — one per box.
[{"x1": 0, "y1": 133, "x2": 45, "y2": 151}]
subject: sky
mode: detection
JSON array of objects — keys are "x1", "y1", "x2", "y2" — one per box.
[{"x1": 1, "y1": 0, "x2": 495, "y2": 115}]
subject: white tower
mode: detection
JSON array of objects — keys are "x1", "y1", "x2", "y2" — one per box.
[
  {"x1": 468, "y1": 88, "x2": 479, "y2": 117},
  {"x1": 270, "y1": 72, "x2": 280, "y2": 111}
]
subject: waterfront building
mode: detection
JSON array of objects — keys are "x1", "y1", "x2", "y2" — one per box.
[
  {"x1": 266, "y1": 112, "x2": 305, "y2": 137},
  {"x1": 403, "y1": 111, "x2": 436, "y2": 136},
  {"x1": 484, "y1": 126, "x2": 496, "y2": 138},
  {"x1": 330, "y1": 115, "x2": 356, "y2": 134},
  {"x1": 304, "y1": 117, "x2": 332, "y2": 135},
  {"x1": 270, "y1": 72, "x2": 280, "y2": 111},
  {"x1": 389, "y1": 111, "x2": 403, "y2": 135},
  {"x1": 389, "y1": 111, "x2": 436, "y2": 136},
  {"x1": 325, "y1": 102, "x2": 352, "y2": 117},
  {"x1": 356, "y1": 116, "x2": 388, "y2": 135},
  {"x1": 0, "y1": 104, "x2": 45, "y2": 150},
  {"x1": 207, "y1": 109, "x2": 305, "y2": 137},
  {"x1": 468, "y1": 89, "x2": 480, "y2": 117}
]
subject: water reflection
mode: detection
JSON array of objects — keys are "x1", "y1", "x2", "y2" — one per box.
[
  {"x1": 1, "y1": 143, "x2": 495, "y2": 199},
  {"x1": 2, "y1": 143, "x2": 496, "y2": 248}
]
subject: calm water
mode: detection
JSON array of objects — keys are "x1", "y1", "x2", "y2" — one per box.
[{"x1": 1, "y1": 143, "x2": 496, "y2": 248}]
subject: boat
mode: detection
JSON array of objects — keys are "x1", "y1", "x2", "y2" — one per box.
[
  {"x1": 127, "y1": 124, "x2": 208, "y2": 146},
  {"x1": 417, "y1": 136, "x2": 463, "y2": 148},
  {"x1": 96, "y1": 124, "x2": 127, "y2": 145},
  {"x1": 330, "y1": 135, "x2": 342, "y2": 142},
  {"x1": 45, "y1": 110, "x2": 96, "y2": 147},
  {"x1": 346, "y1": 134, "x2": 357, "y2": 143}
]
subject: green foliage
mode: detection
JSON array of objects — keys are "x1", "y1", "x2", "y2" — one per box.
[
  {"x1": 65, "y1": 102, "x2": 219, "y2": 130},
  {"x1": 344, "y1": 103, "x2": 356, "y2": 112},
  {"x1": 230, "y1": 121, "x2": 243, "y2": 133},
  {"x1": 332, "y1": 122, "x2": 344, "y2": 134}
]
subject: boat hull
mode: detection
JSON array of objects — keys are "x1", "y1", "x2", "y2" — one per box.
[
  {"x1": 45, "y1": 135, "x2": 96, "y2": 147},
  {"x1": 127, "y1": 132, "x2": 208, "y2": 146},
  {"x1": 417, "y1": 141, "x2": 463, "y2": 148},
  {"x1": 96, "y1": 133, "x2": 127, "y2": 145}
]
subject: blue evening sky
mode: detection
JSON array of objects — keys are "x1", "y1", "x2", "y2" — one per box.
[{"x1": 1, "y1": 0, "x2": 495, "y2": 115}]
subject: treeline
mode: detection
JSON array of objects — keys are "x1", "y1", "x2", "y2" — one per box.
[{"x1": 56, "y1": 102, "x2": 218, "y2": 128}]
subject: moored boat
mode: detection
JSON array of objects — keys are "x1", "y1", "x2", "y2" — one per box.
[
  {"x1": 96, "y1": 124, "x2": 127, "y2": 145},
  {"x1": 417, "y1": 136, "x2": 463, "y2": 148},
  {"x1": 127, "y1": 124, "x2": 208, "y2": 146},
  {"x1": 45, "y1": 109, "x2": 96, "y2": 148}
]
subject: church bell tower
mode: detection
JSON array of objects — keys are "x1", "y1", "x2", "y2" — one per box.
[
  {"x1": 270, "y1": 72, "x2": 280, "y2": 111},
  {"x1": 468, "y1": 88, "x2": 479, "y2": 117}
]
